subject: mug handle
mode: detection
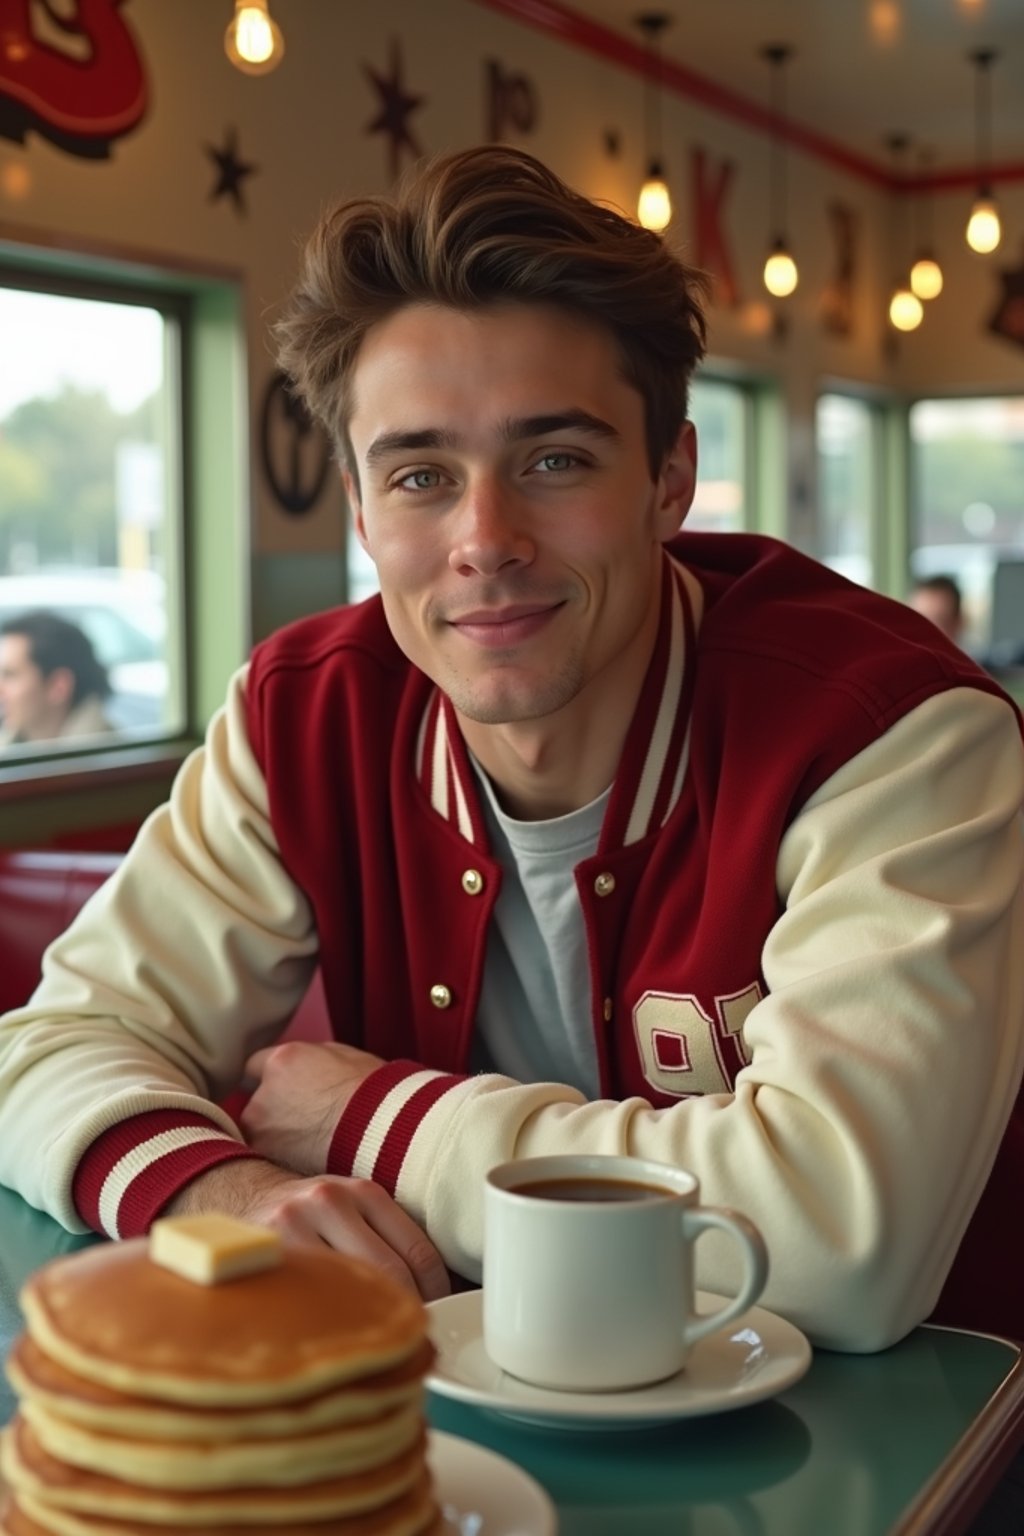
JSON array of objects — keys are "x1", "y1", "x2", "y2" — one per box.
[{"x1": 680, "y1": 1207, "x2": 769, "y2": 1349}]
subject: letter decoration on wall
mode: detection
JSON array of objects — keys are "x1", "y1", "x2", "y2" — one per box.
[
  {"x1": 820, "y1": 201, "x2": 859, "y2": 337},
  {"x1": 485, "y1": 58, "x2": 537, "y2": 141},
  {"x1": 363, "y1": 38, "x2": 424, "y2": 180},
  {"x1": 205, "y1": 125, "x2": 258, "y2": 216},
  {"x1": 260, "y1": 371, "x2": 332, "y2": 517},
  {"x1": 0, "y1": 0, "x2": 148, "y2": 158},
  {"x1": 691, "y1": 146, "x2": 740, "y2": 307},
  {"x1": 988, "y1": 251, "x2": 1024, "y2": 351}
]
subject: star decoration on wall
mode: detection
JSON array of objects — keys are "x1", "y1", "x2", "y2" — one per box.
[
  {"x1": 988, "y1": 248, "x2": 1024, "y2": 351},
  {"x1": 364, "y1": 39, "x2": 425, "y2": 180},
  {"x1": 205, "y1": 126, "x2": 257, "y2": 215}
]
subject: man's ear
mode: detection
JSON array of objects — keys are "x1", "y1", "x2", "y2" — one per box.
[
  {"x1": 44, "y1": 667, "x2": 74, "y2": 710},
  {"x1": 342, "y1": 467, "x2": 371, "y2": 555},
  {"x1": 655, "y1": 420, "x2": 698, "y2": 542}
]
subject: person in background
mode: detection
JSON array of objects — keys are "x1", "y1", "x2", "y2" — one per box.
[
  {"x1": 0, "y1": 148, "x2": 1022, "y2": 1363},
  {"x1": 0, "y1": 610, "x2": 113, "y2": 748},
  {"x1": 908, "y1": 574, "x2": 965, "y2": 647}
]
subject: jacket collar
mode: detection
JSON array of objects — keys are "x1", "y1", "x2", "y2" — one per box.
[{"x1": 415, "y1": 551, "x2": 700, "y2": 854}]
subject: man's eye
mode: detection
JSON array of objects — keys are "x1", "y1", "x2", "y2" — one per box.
[
  {"x1": 533, "y1": 452, "x2": 579, "y2": 473},
  {"x1": 396, "y1": 468, "x2": 441, "y2": 491}
]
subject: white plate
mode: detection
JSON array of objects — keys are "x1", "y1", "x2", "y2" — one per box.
[
  {"x1": 427, "y1": 1290, "x2": 811, "y2": 1431},
  {"x1": 431, "y1": 1428, "x2": 556, "y2": 1533}
]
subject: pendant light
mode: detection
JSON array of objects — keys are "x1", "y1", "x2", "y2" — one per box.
[
  {"x1": 761, "y1": 44, "x2": 798, "y2": 298},
  {"x1": 885, "y1": 134, "x2": 923, "y2": 333},
  {"x1": 635, "y1": 13, "x2": 672, "y2": 232},
  {"x1": 965, "y1": 49, "x2": 1001, "y2": 254},
  {"x1": 225, "y1": 0, "x2": 285, "y2": 76},
  {"x1": 909, "y1": 148, "x2": 943, "y2": 301}
]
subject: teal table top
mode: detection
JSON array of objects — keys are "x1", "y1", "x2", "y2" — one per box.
[{"x1": 1, "y1": 1184, "x2": 1022, "y2": 1536}]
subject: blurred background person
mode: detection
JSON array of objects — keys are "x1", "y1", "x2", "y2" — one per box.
[
  {"x1": 0, "y1": 610, "x2": 113, "y2": 748},
  {"x1": 908, "y1": 574, "x2": 965, "y2": 647}
]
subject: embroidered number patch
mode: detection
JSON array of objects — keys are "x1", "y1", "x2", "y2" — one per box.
[{"x1": 632, "y1": 984, "x2": 761, "y2": 1097}]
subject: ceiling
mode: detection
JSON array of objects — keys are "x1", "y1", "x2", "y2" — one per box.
[{"x1": 547, "y1": 0, "x2": 1024, "y2": 180}]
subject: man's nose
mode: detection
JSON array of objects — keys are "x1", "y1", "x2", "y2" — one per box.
[{"x1": 448, "y1": 477, "x2": 534, "y2": 577}]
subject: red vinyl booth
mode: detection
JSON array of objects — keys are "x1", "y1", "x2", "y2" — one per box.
[{"x1": 0, "y1": 848, "x2": 330, "y2": 1040}]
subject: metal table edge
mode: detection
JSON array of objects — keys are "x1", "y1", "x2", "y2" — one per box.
[{"x1": 888, "y1": 1325, "x2": 1024, "y2": 1536}]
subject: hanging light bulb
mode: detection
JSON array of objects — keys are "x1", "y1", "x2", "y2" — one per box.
[
  {"x1": 764, "y1": 238, "x2": 798, "y2": 298},
  {"x1": 761, "y1": 44, "x2": 798, "y2": 297},
  {"x1": 889, "y1": 285, "x2": 923, "y2": 331},
  {"x1": 909, "y1": 148, "x2": 943, "y2": 300},
  {"x1": 637, "y1": 163, "x2": 672, "y2": 232},
  {"x1": 910, "y1": 256, "x2": 943, "y2": 300},
  {"x1": 635, "y1": 13, "x2": 672, "y2": 232},
  {"x1": 966, "y1": 194, "x2": 1001, "y2": 254},
  {"x1": 965, "y1": 49, "x2": 1000, "y2": 253},
  {"x1": 225, "y1": 0, "x2": 284, "y2": 75}
]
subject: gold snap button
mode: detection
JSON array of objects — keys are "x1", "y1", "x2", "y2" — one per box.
[
  {"x1": 430, "y1": 984, "x2": 453, "y2": 1010},
  {"x1": 594, "y1": 872, "x2": 616, "y2": 897},
  {"x1": 603, "y1": 997, "x2": 613, "y2": 1022},
  {"x1": 461, "y1": 869, "x2": 484, "y2": 896}
]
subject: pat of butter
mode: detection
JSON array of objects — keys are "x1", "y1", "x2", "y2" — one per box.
[{"x1": 149, "y1": 1215, "x2": 283, "y2": 1285}]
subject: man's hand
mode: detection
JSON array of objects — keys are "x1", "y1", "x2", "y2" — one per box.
[
  {"x1": 162, "y1": 1159, "x2": 450, "y2": 1302},
  {"x1": 241, "y1": 1040, "x2": 385, "y2": 1175}
]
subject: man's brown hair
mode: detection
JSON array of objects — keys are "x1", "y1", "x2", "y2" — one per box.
[{"x1": 275, "y1": 146, "x2": 708, "y2": 479}]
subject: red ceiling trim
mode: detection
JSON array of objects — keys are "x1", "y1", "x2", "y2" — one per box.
[{"x1": 468, "y1": 0, "x2": 1024, "y2": 192}]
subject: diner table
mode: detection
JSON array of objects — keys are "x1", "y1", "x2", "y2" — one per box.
[{"x1": 1, "y1": 1183, "x2": 1022, "y2": 1536}]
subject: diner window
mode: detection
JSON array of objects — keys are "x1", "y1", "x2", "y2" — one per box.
[
  {"x1": 686, "y1": 377, "x2": 749, "y2": 533},
  {"x1": 909, "y1": 397, "x2": 1024, "y2": 658},
  {"x1": 0, "y1": 277, "x2": 186, "y2": 760},
  {"x1": 816, "y1": 393, "x2": 880, "y2": 589}
]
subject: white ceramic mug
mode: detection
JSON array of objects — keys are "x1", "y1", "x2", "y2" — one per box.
[{"x1": 483, "y1": 1153, "x2": 769, "y2": 1392}]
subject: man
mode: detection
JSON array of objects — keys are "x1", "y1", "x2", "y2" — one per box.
[
  {"x1": 908, "y1": 574, "x2": 965, "y2": 646},
  {"x1": 0, "y1": 148, "x2": 1022, "y2": 1353},
  {"x1": 0, "y1": 610, "x2": 113, "y2": 747}
]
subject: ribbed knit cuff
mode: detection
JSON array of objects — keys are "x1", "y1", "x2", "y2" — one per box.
[{"x1": 328, "y1": 1059, "x2": 469, "y2": 1194}]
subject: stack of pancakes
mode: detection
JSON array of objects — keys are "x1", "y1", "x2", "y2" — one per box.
[{"x1": 0, "y1": 1231, "x2": 440, "y2": 1535}]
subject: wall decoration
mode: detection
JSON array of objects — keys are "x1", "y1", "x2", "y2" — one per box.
[
  {"x1": 988, "y1": 250, "x2": 1024, "y2": 352},
  {"x1": 206, "y1": 126, "x2": 257, "y2": 216},
  {"x1": 690, "y1": 147, "x2": 739, "y2": 307},
  {"x1": 364, "y1": 39, "x2": 424, "y2": 180},
  {"x1": 260, "y1": 372, "x2": 332, "y2": 517},
  {"x1": 820, "y1": 202, "x2": 859, "y2": 337},
  {"x1": 603, "y1": 128, "x2": 621, "y2": 159},
  {"x1": 485, "y1": 59, "x2": 537, "y2": 141},
  {"x1": 0, "y1": 0, "x2": 147, "y2": 158}
]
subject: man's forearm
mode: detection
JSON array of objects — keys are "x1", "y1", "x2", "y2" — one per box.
[{"x1": 161, "y1": 1157, "x2": 298, "y2": 1221}]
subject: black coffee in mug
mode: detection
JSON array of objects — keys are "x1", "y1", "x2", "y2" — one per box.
[{"x1": 511, "y1": 1176, "x2": 667, "y2": 1202}]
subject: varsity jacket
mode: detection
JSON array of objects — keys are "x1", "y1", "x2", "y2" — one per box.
[{"x1": 1, "y1": 534, "x2": 1021, "y2": 1351}]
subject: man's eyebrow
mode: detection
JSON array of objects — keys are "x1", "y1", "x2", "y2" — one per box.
[
  {"x1": 501, "y1": 411, "x2": 620, "y2": 443},
  {"x1": 365, "y1": 429, "x2": 461, "y2": 467},
  {"x1": 363, "y1": 411, "x2": 620, "y2": 467}
]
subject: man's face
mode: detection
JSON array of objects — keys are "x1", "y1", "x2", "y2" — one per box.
[
  {"x1": 0, "y1": 634, "x2": 71, "y2": 741},
  {"x1": 346, "y1": 302, "x2": 695, "y2": 730},
  {"x1": 909, "y1": 588, "x2": 962, "y2": 644}
]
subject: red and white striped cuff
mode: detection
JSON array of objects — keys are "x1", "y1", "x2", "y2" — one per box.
[
  {"x1": 328, "y1": 1059, "x2": 468, "y2": 1195},
  {"x1": 72, "y1": 1109, "x2": 258, "y2": 1239}
]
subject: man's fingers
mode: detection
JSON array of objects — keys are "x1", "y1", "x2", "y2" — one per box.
[{"x1": 346, "y1": 1179, "x2": 452, "y2": 1302}]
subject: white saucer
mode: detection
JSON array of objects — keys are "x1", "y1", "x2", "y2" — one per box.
[
  {"x1": 430, "y1": 1428, "x2": 556, "y2": 1533},
  {"x1": 427, "y1": 1290, "x2": 811, "y2": 1431}
]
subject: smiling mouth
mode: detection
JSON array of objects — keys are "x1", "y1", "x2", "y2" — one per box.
[{"x1": 447, "y1": 603, "x2": 565, "y2": 647}]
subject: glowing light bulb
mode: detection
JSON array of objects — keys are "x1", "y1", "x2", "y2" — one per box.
[
  {"x1": 889, "y1": 285, "x2": 923, "y2": 331},
  {"x1": 763, "y1": 242, "x2": 798, "y2": 298},
  {"x1": 637, "y1": 170, "x2": 671, "y2": 232},
  {"x1": 966, "y1": 195, "x2": 1001, "y2": 253},
  {"x1": 225, "y1": 1, "x2": 284, "y2": 75},
  {"x1": 909, "y1": 255, "x2": 943, "y2": 300}
]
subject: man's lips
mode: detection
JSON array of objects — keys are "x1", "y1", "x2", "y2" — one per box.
[{"x1": 446, "y1": 602, "x2": 565, "y2": 647}]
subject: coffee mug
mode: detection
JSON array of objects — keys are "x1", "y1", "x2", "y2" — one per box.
[{"x1": 483, "y1": 1153, "x2": 769, "y2": 1392}]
